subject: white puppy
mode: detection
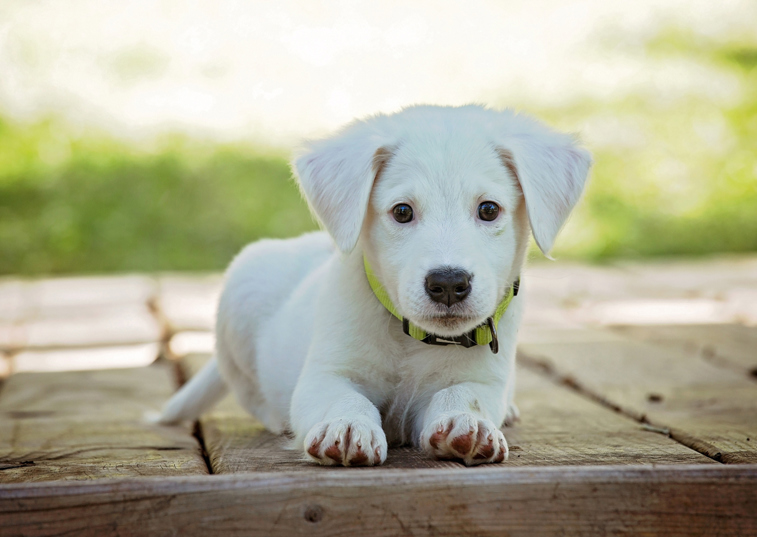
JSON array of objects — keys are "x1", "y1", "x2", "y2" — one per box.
[{"x1": 159, "y1": 105, "x2": 591, "y2": 466}]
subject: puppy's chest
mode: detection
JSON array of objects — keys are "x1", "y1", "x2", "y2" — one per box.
[{"x1": 376, "y1": 348, "x2": 469, "y2": 442}]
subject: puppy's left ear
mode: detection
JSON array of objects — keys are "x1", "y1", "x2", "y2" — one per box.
[
  {"x1": 293, "y1": 120, "x2": 393, "y2": 253},
  {"x1": 496, "y1": 117, "x2": 592, "y2": 256}
]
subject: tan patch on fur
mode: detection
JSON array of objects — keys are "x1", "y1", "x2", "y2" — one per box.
[
  {"x1": 473, "y1": 426, "x2": 494, "y2": 460},
  {"x1": 349, "y1": 449, "x2": 369, "y2": 466},
  {"x1": 324, "y1": 444, "x2": 343, "y2": 463},
  {"x1": 474, "y1": 440, "x2": 495, "y2": 460},
  {"x1": 372, "y1": 146, "x2": 394, "y2": 181},
  {"x1": 307, "y1": 439, "x2": 322, "y2": 458},
  {"x1": 496, "y1": 148, "x2": 519, "y2": 183},
  {"x1": 495, "y1": 438, "x2": 507, "y2": 462},
  {"x1": 429, "y1": 431, "x2": 445, "y2": 450},
  {"x1": 450, "y1": 432, "x2": 473, "y2": 456}
]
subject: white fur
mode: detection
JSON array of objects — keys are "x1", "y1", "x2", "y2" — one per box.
[{"x1": 159, "y1": 105, "x2": 591, "y2": 466}]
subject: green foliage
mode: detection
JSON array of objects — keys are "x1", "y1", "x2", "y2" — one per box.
[
  {"x1": 0, "y1": 121, "x2": 316, "y2": 274},
  {"x1": 545, "y1": 31, "x2": 757, "y2": 260}
]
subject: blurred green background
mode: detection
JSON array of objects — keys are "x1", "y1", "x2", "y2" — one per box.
[
  {"x1": 0, "y1": 128, "x2": 314, "y2": 274},
  {"x1": 1, "y1": 19, "x2": 755, "y2": 275}
]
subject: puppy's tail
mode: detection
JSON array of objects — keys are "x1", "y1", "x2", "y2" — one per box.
[{"x1": 157, "y1": 357, "x2": 229, "y2": 424}]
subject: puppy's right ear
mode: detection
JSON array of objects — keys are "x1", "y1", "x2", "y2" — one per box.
[{"x1": 292, "y1": 120, "x2": 393, "y2": 253}]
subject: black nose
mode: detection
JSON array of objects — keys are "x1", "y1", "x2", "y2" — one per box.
[{"x1": 425, "y1": 268, "x2": 472, "y2": 307}]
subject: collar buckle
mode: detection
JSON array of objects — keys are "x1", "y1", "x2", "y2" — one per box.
[
  {"x1": 486, "y1": 316, "x2": 499, "y2": 354},
  {"x1": 403, "y1": 318, "x2": 477, "y2": 347}
]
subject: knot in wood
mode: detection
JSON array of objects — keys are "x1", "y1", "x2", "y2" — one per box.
[{"x1": 304, "y1": 505, "x2": 324, "y2": 523}]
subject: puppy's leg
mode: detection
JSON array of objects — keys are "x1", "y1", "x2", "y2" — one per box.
[
  {"x1": 417, "y1": 382, "x2": 508, "y2": 466},
  {"x1": 292, "y1": 374, "x2": 387, "y2": 467}
]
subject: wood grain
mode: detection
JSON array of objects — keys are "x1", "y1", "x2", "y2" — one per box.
[
  {"x1": 12, "y1": 343, "x2": 160, "y2": 373},
  {"x1": 519, "y1": 328, "x2": 757, "y2": 463},
  {"x1": 1, "y1": 465, "x2": 755, "y2": 536},
  {"x1": 0, "y1": 363, "x2": 208, "y2": 482},
  {"x1": 507, "y1": 364, "x2": 712, "y2": 466},
  {"x1": 611, "y1": 323, "x2": 757, "y2": 376},
  {"x1": 182, "y1": 352, "x2": 711, "y2": 472},
  {"x1": 0, "y1": 276, "x2": 160, "y2": 353}
]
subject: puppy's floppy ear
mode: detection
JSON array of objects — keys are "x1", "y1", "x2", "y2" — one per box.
[
  {"x1": 292, "y1": 120, "x2": 394, "y2": 252},
  {"x1": 495, "y1": 116, "x2": 592, "y2": 256}
]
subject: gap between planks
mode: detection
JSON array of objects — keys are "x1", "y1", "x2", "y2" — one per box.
[
  {"x1": 518, "y1": 326, "x2": 757, "y2": 465},
  {"x1": 517, "y1": 351, "x2": 717, "y2": 462},
  {"x1": 0, "y1": 363, "x2": 210, "y2": 483},
  {"x1": 178, "y1": 352, "x2": 713, "y2": 473},
  {"x1": 610, "y1": 324, "x2": 757, "y2": 382},
  {"x1": 168, "y1": 351, "x2": 216, "y2": 476}
]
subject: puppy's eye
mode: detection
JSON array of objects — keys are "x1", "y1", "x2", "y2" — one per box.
[
  {"x1": 392, "y1": 204, "x2": 414, "y2": 223},
  {"x1": 477, "y1": 201, "x2": 500, "y2": 222}
]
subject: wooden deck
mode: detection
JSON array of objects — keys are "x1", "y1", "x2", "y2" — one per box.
[{"x1": 1, "y1": 257, "x2": 756, "y2": 536}]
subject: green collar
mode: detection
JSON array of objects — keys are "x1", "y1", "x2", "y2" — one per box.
[{"x1": 363, "y1": 256, "x2": 519, "y2": 353}]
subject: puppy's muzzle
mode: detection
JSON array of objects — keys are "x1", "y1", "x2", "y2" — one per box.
[{"x1": 425, "y1": 268, "x2": 472, "y2": 307}]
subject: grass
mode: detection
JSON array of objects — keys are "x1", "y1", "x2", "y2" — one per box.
[
  {"x1": 0, "y1": 123, "x2": 316, "y2": 275},
  {"x1": 545, "y1": 30, "x2": 757, "y2": 261},
  {"x1": 1, "y1": 29, "x2": 755, "y2": 275}
]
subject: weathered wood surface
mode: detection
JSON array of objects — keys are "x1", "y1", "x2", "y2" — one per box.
[
  {"x1": 1, "y1": 257, "x2": 756, "y2": 534},
  {"x1": 0, "y1": 276, "x2": 160, "y2": 353},
  {"x1": 519, "y1": 326, "x2": 757, "y2": 463},
  {"x1": 0, "y1": 353, "x2": 10, "y2": 378},
  {"x1": 524, "y1": 256, "x2": 757, "y2": 327},
  {"x1": 157, "y1": 274, "x2": 222, "y2": 332},
  {"x1": 1, "y1": 465, "x2": 755, "y2": 537},
  {"x1": 611, "y1": 323, "x2": 757, "y2": 376},
  {"x1": 0, "y1": 363, "x2": 208, "y2": 483},
  {"x1": 182, "y1": 353, "x2": 712, "y2": 473},
  {"x1": 0, "y1": 275, "x2": 156, "y2": 320},
  {"x1": 12, "y1": 343, "x2": 161, "y2": 373}
]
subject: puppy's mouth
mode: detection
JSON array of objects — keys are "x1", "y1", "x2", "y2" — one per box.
[
  {"x1": 414, "y1": 309, "x2": 484, "y2": 336},
  {"x1": 430, "y1": 314, "x2": 475, "y2": 330}
]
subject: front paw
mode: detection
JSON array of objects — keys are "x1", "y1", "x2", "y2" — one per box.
[
  {"x1": 304, "y1": 417, "x2": 388, "y2": 466},
  {"x1": 421, "y1": 414, "x2": 508, "y2": 466}
]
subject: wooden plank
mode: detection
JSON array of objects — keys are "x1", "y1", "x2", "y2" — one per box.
[
  {"x1": 0, "y1": 279, "x2": 24, "y2": 323},
  {"x1": 19, "y1": 275, "x2": 157, "y2": 318},
  {"x1": 168, "y1": 331, "x2": 215, "y2": 357},
  {"x1": 7, "y1": 306, "x2": 161, "y2": 352},
  {"x1": 0, "y1": 363, "x2": 209, "y2": 483},
  {"x1": 524, "y1": 256, "x2": 757, "y2": 328},
  {"x1": 1, "y1": 465, "x2": 755, "y2": 536},
  {"x1": 182, "y1": 352, "x2": 711, "y2": 472},
  {"x1": 507, "y1": 364, "x2": 712, "y2": 466},
  {"x1": 157, "y1": 274, "x2": 222, "y2": 332},
  {"x1": 0, "y1": 353, "x2": 10, "y2": 379},
  {"x1": 0, "y1": 322, "x2": 23, "y2": 354},
  {"x1": 611, "y1": 324, "x2": 757, "y2": 376},
  {"x1": 519, "y1": 328, "x2": 757, "y2": 463},
  {"x1": 615, "y1": 256, "x2": 757, "y2": 297},
  {"x1": 0, "y1": 276, "x2": 161, "y2": 353},
  {"x1": 12, "y1": 343, "x2": 160, "y2": 373}
]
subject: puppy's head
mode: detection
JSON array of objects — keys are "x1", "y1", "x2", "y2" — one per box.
[{"x1": 293, "y1": 105, "x2": 591, "y2": 337}]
